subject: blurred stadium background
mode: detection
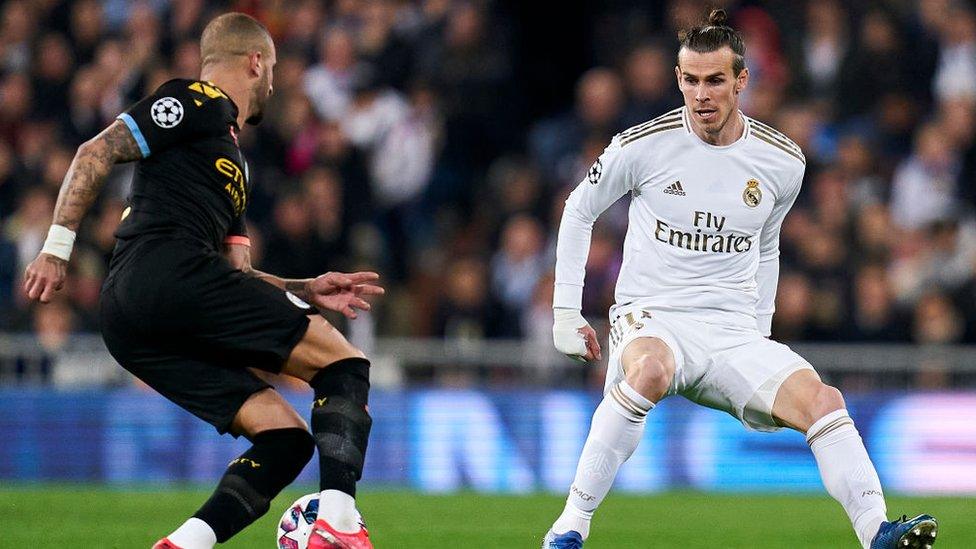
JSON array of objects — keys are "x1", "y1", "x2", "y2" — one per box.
[{"x1": 1, "y1": 0, "x2": 976, "y2": 546}]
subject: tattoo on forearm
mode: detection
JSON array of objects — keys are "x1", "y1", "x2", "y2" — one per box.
[
  {"x1": 102, "y1": 121, "x2": 143, "y2": 162},
  {"x1": 284, "y1": 279, "x2": 309, "y2": 299},
  {"x1": 53, "y1": 121, "x2": 141, "y2": 229}
]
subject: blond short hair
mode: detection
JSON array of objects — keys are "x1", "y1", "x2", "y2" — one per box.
[{"x1": 200, "y1": 12, "x2": 272, "y2": 67}]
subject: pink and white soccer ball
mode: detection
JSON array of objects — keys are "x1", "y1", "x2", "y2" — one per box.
[{"x1": 276, "y1": 493, "x2": 364, "y2": 549}]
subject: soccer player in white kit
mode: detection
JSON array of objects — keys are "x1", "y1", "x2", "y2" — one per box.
[{"x1": 542, "y1": 10, "x2": 938, "y2": 549}]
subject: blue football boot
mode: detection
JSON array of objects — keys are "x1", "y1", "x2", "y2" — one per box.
[
  {"x1": 870, "y1": 514, "x2": 938, "y2": 548},
  {"x1": 541, "y1": 529, "x2": 584, "y2": 549}
]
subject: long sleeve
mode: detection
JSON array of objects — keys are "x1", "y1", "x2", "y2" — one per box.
[
  {"x1": 553, "y1": 135, "x2": 634, "y2": 309},
  {"x1": 755, "y1": 169, "x2": 803, "y2": 336}
]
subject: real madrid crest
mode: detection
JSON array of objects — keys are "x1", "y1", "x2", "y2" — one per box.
[{"x1": 743, "y1": 178, "x2": 762, "y2": 207}]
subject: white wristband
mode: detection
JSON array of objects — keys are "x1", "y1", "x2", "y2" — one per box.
[
  {"x1": 552, "y1": 307, "x2": 589, "y2": 358},
  {"x1": 40, "y1": 224, "x2": 76, "y2": 262}
]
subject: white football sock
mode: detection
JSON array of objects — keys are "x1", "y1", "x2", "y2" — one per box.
[
  {"x1": 807, "y1": 409, "x2": 887, "y2": 549},
  {"x1": 317, "y1": 489, "x2": 360, "y2": 533},
  {"x1": 167, "y1": 517, "x2": 216, "y2": 549},
  {"x1": 552, "y1": 381, "x2": 653, "y2": 540}
]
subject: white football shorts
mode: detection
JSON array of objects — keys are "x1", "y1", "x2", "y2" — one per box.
[{"x1": 605, "y1": 306, "x2": 814, "y2": 431}]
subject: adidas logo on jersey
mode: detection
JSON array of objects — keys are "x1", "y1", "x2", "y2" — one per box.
[{"x1": 663, "y1": 181, "x2": 686, "y2": 196}]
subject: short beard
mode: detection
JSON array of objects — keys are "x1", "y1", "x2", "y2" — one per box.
[
  {"x1": 247, "y1": 74, "x2": 269, "y2": 126},
  {"x1": 704, "y1": 107, "x2": 734, "y2": 135},
  {"x1": 246, "y1": 89, "x2": 266, "y2": 125},
  {"x1": 245, "y1": 109, "x2": 264, "y2": 125}
]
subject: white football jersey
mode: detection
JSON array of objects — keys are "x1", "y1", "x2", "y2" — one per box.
[{"x1": 554, "y1": 106, "x2": 805, "y2": 334}]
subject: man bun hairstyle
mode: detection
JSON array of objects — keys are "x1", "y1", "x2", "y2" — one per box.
[
  {"x1": 678, "y1": 8, "x2": 746, "y2": 76},
  {"x1": 707, "y1": 7, "x2": 729, "y2": 26}
]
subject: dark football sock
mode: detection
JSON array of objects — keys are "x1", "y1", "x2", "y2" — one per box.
[
  {"x1": 193, "y1": 428, "x2": 314, "y2": 542},
  {"x1": 310, "y1": 357, "x2": 372, "y2": 497}
]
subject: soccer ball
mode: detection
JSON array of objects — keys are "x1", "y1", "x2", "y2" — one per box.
[
  {"x1": 276, "y1": 493, "x2": 319, "y2": 549},
  {"x1": 275, "y1": 493, "x2": 365, "y2": 549}
]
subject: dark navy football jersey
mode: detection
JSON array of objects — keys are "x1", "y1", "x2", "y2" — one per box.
[{"x1": 114, "y1": 79, "x2": 250, "y2": 254}]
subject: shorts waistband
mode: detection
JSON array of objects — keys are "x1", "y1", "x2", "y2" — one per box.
[{"x1": 609, "y1": 309, "x2": 654, "y2": 348}]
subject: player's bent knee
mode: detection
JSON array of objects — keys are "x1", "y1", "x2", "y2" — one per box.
[
  {"x1": 811, "y1": 384, "x2": 846, "y2": 419},
  {"x1": 626, "y1": 354, "x2": 673, "y2": 400},
  {"x1": 283, "y1": 316, "x2": 365, "y2": 382},
  {"x1": 789, "y1": 383, "x2": 847, "y2": 432},
  {"x1": 232, "y1": 388, "x2": 308, "y2": 438}
]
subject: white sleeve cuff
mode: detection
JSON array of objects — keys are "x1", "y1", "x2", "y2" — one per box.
[
  {"x1": 553, "y1": 283, "x2": 583, "y2": 310},
  {"x1": 756, "y1": 313, "x2": 773, "y2": 337}
]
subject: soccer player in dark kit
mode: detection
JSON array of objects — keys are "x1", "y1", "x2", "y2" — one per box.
[{"x1": 24, "y1": 13, "x2": 379, "y2": 549}]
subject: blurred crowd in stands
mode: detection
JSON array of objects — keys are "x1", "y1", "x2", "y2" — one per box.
[{"x1": 1, "y1": 0, "x2": 976, "y2": 355}]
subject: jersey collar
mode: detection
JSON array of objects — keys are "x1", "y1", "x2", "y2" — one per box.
[{"x1": 205, "y1": 80, "x2": 241, "y2": 127}]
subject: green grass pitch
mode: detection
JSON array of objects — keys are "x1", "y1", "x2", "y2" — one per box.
[{"x1": 0, "y1": 487, "x2": 971, "y2": 547}]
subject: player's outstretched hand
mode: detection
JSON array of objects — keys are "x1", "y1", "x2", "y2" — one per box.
[
  {"x1": 553, "y1": 307, "x2": 603, "y2": 362},
  {"x1": 306, "y1": 271, "x2": 384, "y2": 319},
  {"x1": 23, "y1": 253, "x2": 67, "y2": 304}
]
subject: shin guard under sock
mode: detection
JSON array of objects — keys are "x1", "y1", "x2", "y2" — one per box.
[
  {"x1": 310, "y1": 357, "x2": 372, "y2": 497},
  {"x1": 193, "y1": 428, "x2": 314, "y2": 542}
]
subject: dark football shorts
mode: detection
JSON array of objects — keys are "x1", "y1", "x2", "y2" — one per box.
[{"x1": 100, "y1": 237, "x2": 312, "y2": 435}]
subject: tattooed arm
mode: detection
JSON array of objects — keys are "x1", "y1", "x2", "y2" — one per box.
[
  {"x1": 52, "y1": 121, "x2": 142, "y2": 230},
  {"x1": 223, "y1": 243, "x2": 384, "y2": 319},
  {"x1": 23, "y1": 121, "x2": 142, "y2": 303}
]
